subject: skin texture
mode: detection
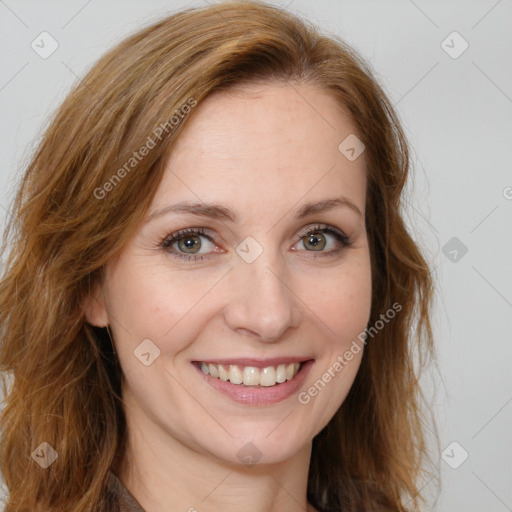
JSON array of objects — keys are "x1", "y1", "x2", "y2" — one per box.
[{"x1": 84, "y1": 82, "x2": 372, "y2": 512}]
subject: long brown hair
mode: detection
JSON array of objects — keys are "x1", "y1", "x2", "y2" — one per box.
[{"x1": 0, "y1": 1, "x2": 436, "y2": 510}]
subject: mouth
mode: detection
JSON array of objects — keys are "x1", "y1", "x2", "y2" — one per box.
[
  {"x1": 196, "y1": 361, "x2": 304, "y2": 387},
  {"x1": 192, "y1": 358, "x2": 314, "y2": 405}
]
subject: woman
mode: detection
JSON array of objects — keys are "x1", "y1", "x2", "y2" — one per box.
[{"x1": 0, "y1": 1, "x2": 436, "y2": 511}]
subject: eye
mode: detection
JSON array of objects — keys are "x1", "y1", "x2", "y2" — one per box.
[
  {"x1": 160, "y1": 228, "x2": 218, "y2": 261},
  {"x1": 160, "y1": 224, "x2": 352, "y2": 262},
  {"x1": 294, "y1": 224, "x2": 352, "y2": 254}
]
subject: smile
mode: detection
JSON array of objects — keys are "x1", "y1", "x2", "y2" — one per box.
[
  {"x1": 193, "y1": 358, "x2": 314, "y2": 405},
  {"x1": 199, "y1": 362, "x2": 302, "y2": 387}
]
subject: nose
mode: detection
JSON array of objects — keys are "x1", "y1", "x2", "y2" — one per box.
[{"x1": 223, "y1": 251, "x2": 300, "y2": 343}]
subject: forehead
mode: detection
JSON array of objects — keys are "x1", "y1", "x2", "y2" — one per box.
[{"x1": 152, "y1": 81, "x2": 366, "y2": 219}]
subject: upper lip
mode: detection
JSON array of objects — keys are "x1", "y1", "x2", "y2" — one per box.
[{"x1": 193, "y1": 357, "x2": 314, "y2": 368}]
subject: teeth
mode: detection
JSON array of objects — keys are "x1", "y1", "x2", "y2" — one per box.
[
  {"x1": 199, "y1": 362, "x2": 302, "y2": 386},
  {"x1": 208, "y1": 363, "x2": 219, "y2": 378},
  {"x1": 286, "y1": 363, "x2": 296, "y2": 380},
  {"x1": 218, "y1": 364, "x2": 229, "y2": 381},
  {"x1": 259, "y1": 366, "x2": 276, "y2": 387},
  {"x1": 229, "y1": 365, "x2": 243, "y2": 384},
  {"x1": 276, "y1": 364, "x2": 287, "y2": 383},
  {"x1": 243, "y1": 366, "x2": 259, "y2": 386}
]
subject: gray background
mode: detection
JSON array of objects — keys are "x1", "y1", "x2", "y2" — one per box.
[{"x1": 1, "y1": 1, "x2": 511, "y2": 510}]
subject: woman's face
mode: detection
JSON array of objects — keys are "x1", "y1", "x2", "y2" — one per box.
[{"x1": 87, "y1": 82, "x2": 372, "y2": 466}]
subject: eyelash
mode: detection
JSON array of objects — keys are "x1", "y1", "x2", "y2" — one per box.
[{"x1": 160, "y1": 224, "x2": 352, "y2": 262}]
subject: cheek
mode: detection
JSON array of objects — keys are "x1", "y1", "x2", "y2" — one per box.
[
  {"x1": 297, "y1": 255, "x2": 372, "y2": 341},
  {"x1": 294, "y1": 257, "x2": 371, "y2": 434},
  {"x1": 104, "y1": 258, "x2": 209, "y2": 351}
]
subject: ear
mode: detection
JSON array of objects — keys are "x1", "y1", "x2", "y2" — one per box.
[{"x1": 82, "y1": 281, "x2": 109, "y2": 327}]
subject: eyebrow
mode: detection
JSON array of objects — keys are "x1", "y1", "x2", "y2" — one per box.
[{"x1": 146, "y1": 197, "x2": 363, "y2": 224}]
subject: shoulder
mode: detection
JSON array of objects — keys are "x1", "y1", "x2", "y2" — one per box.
[{"x1": 106, "y1": 470, "x2": 146, "y2": 512}]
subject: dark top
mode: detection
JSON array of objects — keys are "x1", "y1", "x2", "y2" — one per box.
[{"x1": 107, "y1": 470, "x2": 146, "y2": 512}]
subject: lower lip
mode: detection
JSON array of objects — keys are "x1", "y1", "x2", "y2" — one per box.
[{"x1": 194, "y1": 360, "x2": 314, "y2": 406}]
